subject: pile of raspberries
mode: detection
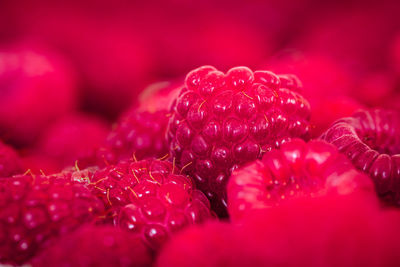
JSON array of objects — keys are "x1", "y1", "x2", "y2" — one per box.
[{"x1": 1, "y1": 64, "x2": 400, "y2": 267}]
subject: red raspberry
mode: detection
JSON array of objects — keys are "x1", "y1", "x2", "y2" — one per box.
[
  {"x1": 0, "y1": 174, "x2": 104, "y2": 265},
  {"x1": 320, "y1": 109, "x2": 400, "y2": 205},
  {"x1": 167, "y1": 66, "x2": 311, "y2": 216},
  {"x1": 227, "y1": 139, "x2": 374, "y2": 221},
  {"x1": 155, "y1": 222, "x2": 234, "y2": 267},
  {"x1": 97, "y1": 110, "x2": 169, "y2": 165},
  {"x1": 157, "y1": 194, "x2": 400, "y2": 267},
  {"x1": 267, "y1": 51, "x2": 363, "y2": 136},
  {"x1": 0, "y1": 43, "x2": 77, "y2": 146},
  {"x1": 72, "y1": 159, "x2": 213, "y2": 250},
  {"x1": 32, "y1": 225, "x2": 152, "y2": 267},
  {"x1": 137, "y1": 80, "x2": 182, "y2": 113},
  {"x1": 97, "y1": 81, "x2": 182, "y2": 166},
  {"x1": 38, "y1": 113, "x2": 109, "y2": 171},
  {"x1": 0, "y1": 141, "x2": 22, "y2": 177}
]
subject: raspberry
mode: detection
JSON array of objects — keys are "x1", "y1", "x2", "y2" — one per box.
[
  {"x1": 137, "y1": 81, "x2": 182, "y2": 113},
  {"x1": 97, "y1": 110, "x2": 169, "y2": 165},
  {"x1": 155, "y1": 222, "x2": 234, "y2": 267},
  {"x1": 0, "y1": 141, "x2": 22, "y2": 177},
  {"x1": 227, "y1": 139, "x2": 373, "y2": 221},
  {"x1": 0, "y1": 174, "x2": 104, "y2": 265},
  {"x1": 72, "y1": 159, "x2": 214, "y2": 250},
  {"x1": 267, "y1": 51, "x2": 363, "y2": 136},
  {"x1": 32, "y1": 225, "x2": 152, "y2": 267},
  {"x1": 167, "y1": 66, "x2": 311, "y2": 216},
  {"x1": 97, "y1": 81, "x2": 181, "y2": 166},
  {"x1": 0, "y1": 43, "x2": 77, "y2": 146},
  {"x1": 320, "y1": 109, "x2": 400, "y2": 205},
  {"x1": 157, "y1": 194, "x2": 400, "y2": 267},
  {"x1": 38, "y1": 113, "x2": 108, "y2": 171}
]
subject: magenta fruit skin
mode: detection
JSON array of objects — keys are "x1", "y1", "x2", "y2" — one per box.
[
  {"x1": 0, "y1": 175, "x2": 104, "y2": 265},
  {"x1": 70, "y1": 159, "x2": 213, "y2": 251},
  {"x1": 227, "y1": 138, "x2": 373, "y2": 221},
  {"x1": 167, "y1": 66, "x2": 311, "y2": 216},
  {"x1": 321, "y1": 109, "x2": 400, "y2": 204},
  {"x1": 98, "y1": 110, "x2": 169, "y2": 166},
  {"x1": 31, "y1": 225, "x2": 152, "y2": 267}
]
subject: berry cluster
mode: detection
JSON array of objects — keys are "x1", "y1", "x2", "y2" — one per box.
[
  {"x1": 0, "y1": 174, "x2": 104, "y2": 265},
  {"x1": 71, "y1": 159, "x2": 214, "y2": 250},
  {"x1": 0, "y1": 64, "x2": 399, "y2": 266}
]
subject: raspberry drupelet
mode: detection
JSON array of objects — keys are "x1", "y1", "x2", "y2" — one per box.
[
  {"x1": 320, "y1": 109, "x2": 400, "y2": 205},
  {"x1": 167, "y1": 66, "x2": 311, "y2": 216},
  {"x1": 0, "y1": 174, "x2": 104, "y2": 265},
  {"x1": 71, "y1": 159, "x2": 214, "y2": 251},
  {"x1": 96, "y1": 81, "x2": 181, "y2": 166},
  {"x1": 97, "y1": 109, "x2": 169, "y2": 166},
  {"x1": 227, "y1": 138, "x2": 373, "y2": 221}
]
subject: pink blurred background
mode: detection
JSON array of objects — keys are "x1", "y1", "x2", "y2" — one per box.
[{"x1": 0, "y1": 0, "x2": 399, "y2": 170}]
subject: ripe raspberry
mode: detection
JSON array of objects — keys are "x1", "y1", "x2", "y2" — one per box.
[
  {"x1": 0, "y1": 174, "x2": 104, "y2": 265},
  {"x1": 155, "y1": 222, "x2": 234, "y2": 267},
  {"x1": 97, "y1": 110, "x2": 169, "y2": 165},
  {"x1": 72, "y1": 159, "x2": 213, "y2": 250},
  {"x1": 38, "y1": 113, "x2": 108, "y2": 171},
  {"x1": 167, "y1": 66, "x2": 311, "y2": 216},
  {"x1": 227, "y1": 139, "x2": 373, "y2": 221},
  {"x1": 97, "y1": 81, "x2": 181, "y2": 166},
  {"x1": 0, "y1": 43, "x2": 77, "y2": 146},
  {"x1": 267, "y1": 51, "x2": 363, "y2": 136},
  {"x1": 320, "y1": 109, "x2": 400, "y2": 205},
  {"x1": 137, "y1": 80, "x2": 182, "y2": 113},
  {"x1": 157, "y1": 194, "x2": 400, "y2": 267},
  {"x1": 32, "y1": 225, "x2": 152, "y2": 267},
  {"x1": 0, "y1": 141, "x2": 22, "y2": 177}
]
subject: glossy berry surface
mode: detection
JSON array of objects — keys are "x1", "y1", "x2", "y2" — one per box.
[
  {"x1": 72, "y1": 159, "x2": 213, "y2": 250},
  {"x1": 320, "y1": 109, "x2": 400, "y2": 205},
  {"x1": 227, "y1": 139, "x2": 373, "y2": 221},
  {"x1": 0, "y1": 174, "x2": 104, "y2": 265},
  {"x1": 32, "y1": 225, "x2": 152, "y2": 267},
  {"x1": 97, "y1": 110, "x2": 169, "y2": 165},
  {"x1": 167, "y1": 66, "x2": 311, "y2": 216},
  {"x1": 157, "y1": 194, "x2": 400, "y2": 267},
  {"x1": 0, "y1": 141, "x2": 22, "y2": 177}
]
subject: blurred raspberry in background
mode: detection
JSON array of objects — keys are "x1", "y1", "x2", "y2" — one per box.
[
  {"x1": 0, "y1": 0, "x2": 400, "y2": 266},
  {"x1": 0, "y1": 0, "x2": 398, "y2": 175}
]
